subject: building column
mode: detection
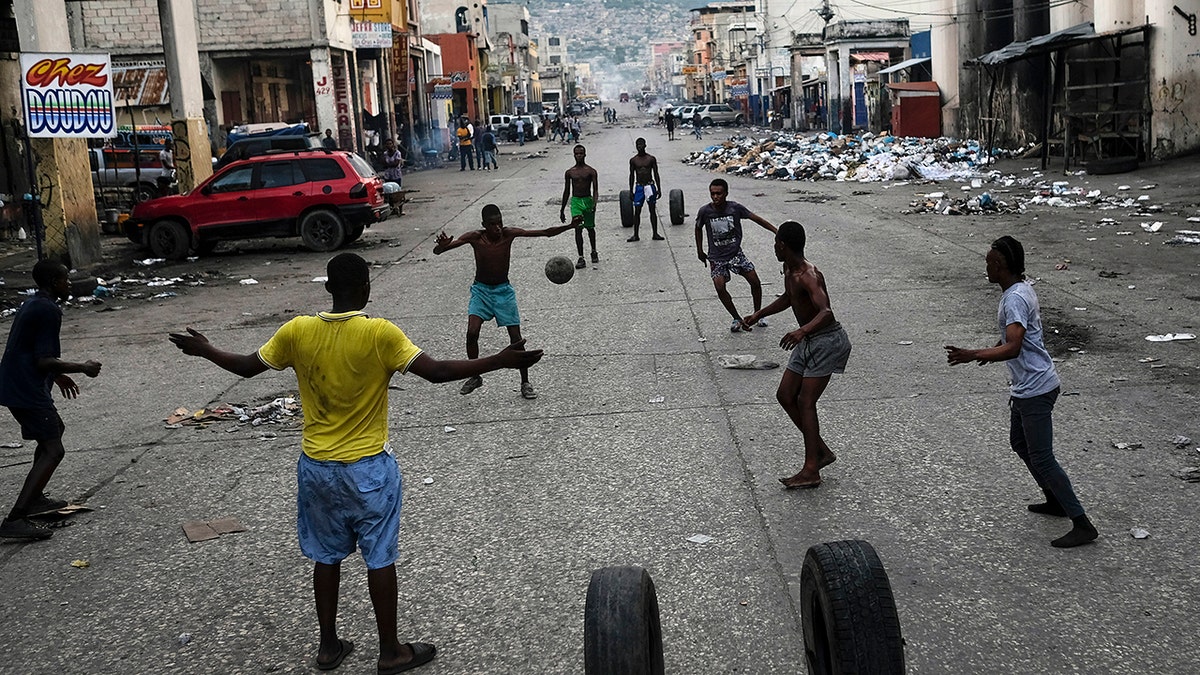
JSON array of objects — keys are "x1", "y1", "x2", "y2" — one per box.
[
  {"x1": 311, "y1": 47, "x2": 337, "y2": 140},
  {"x1": 158, "y1": 0, "x2": 212, "y2": 192},
  {"x1": 14, "y1": 0, "x2": 98, "y2": 266}
]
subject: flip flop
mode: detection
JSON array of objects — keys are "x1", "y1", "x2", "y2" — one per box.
[
  {"x1": 378, "y1": 642, "x2": 437, "y2": 674},
  {"x1": 316, "y1": 639, "x2": 354, "y2": 671}
]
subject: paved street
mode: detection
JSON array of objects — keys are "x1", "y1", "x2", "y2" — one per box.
[{"x1": 1, "y1": 109, "x2": 1198, "y2": 674}]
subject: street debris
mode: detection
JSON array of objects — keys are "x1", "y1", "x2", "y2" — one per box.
[
  {"x1": 1166, "y1": 230, "x2": 1200, "y2": 246},
  {"x1": 239, "y1": 278, "x2": 259, "y2": 285},
  {"x1": 0, "y1": 441, "x2": 22, "y2": 448},
  {"x1": 1145, "y1": 333, "x2": 1195, "y2": 342},
  {"x1": 181, "y1": 517, "x2": 247, "y2": 543},
  {"x1": 443, "y1": 425, "x2": 456, "y2": 433},
  {"x1": 1170, "y1": 435, "x2": 1193, "y2": 448},
  {"x1": 648, "y1": 395, "x2": 666, "y2": 403},
  {"x1": 165, "y1": 397, "x2": 301, "y2": 429},
  {"x1": 422, "y1": 477, "x2": 434, "y2": 485},
  {"x1": 70, "y1": 559, "x2": 89, "y2": 568},
  {"x1": 716, "y1": 354, "x2": 780, "y2": 369},
  {"x1": 1174, "y1": 467, "x2": 1200, "y2": 482},
  {"x1": 687, "y1": 533, "x2": 713, "y2": 544},
  {"x1": 1130, "y1": 527, "x2": 1151, "y2": 540},
  {"x1": 682, "y1": 132, "x2": 1009, "y2": 182},
  {"x1": 1112, "y1": 441, "x2": 1143, "y2": 450},
  {"x1": 178, "y1": 633, "x2": 192, "y2": 646}
]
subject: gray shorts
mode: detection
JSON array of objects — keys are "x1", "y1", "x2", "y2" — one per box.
[{"x1": 786, "y1": 322, "x2": 851, "y2": 377}]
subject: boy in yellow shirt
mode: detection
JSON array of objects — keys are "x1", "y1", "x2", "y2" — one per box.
[{"x1": 169, "y1": 253, "x2": 540, "y2": 673}]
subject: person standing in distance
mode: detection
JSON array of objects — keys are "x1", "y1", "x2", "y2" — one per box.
[
  {"x1": 627, "y1": 138, "x2": 664, "y2": 242},
  {"x1": 0, "y1": 260, "x2": 102, "y2": 540},
  {"x1": 694, "y1": 178, "x2": 777, "y2": 333},
  {"x1": 945, "y1": 236, "x2": 1098, "y2": 549},
  {"x1": 560, "y1": 144, "x2": 600, "y2": 269}
]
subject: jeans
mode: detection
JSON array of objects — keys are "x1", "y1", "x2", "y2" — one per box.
[
  {"x1": 517, "y1": 130, "x2": 525, "y2": 145},
  {"x1": 459, "y1": 146, "x2": 474, "y2": 170},
  {"x1": 1009, "y1": 387, "x2": 1084, "y2": 517}
]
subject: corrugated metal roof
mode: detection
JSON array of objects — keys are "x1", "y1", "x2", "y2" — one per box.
[
  {"x1": 878, "y1": 56, "x2": 931, "y2": 75},
  {"x1": 113, "y1": 61, "x2": 170, "y2": 106}
]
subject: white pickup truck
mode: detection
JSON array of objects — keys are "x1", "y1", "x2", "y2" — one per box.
[{"x1": 89, "y1": 147, "x2": 166, "y2": 203}]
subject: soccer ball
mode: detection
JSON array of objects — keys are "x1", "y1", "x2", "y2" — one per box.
[{"x1": 545, "y1": 256, "x2": 575, "y2": 284}]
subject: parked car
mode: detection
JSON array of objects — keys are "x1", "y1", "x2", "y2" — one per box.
[
  {"x1": 124, "y1": 149, "x2": 388, "y2": 259},
  {"x1": 216, "y1": 132, "x2": 324, "y2": 170},
  {"x1": 673, "y1": 105, "x2": 698, "y2": 122},
  {"x1": 510, "y1": 115, "x2": 541, "y2": 141},
  {"x1": 694, "y1": 104, "x2": 745, "y2": 126},
  {"x1": 90, "y1": 147, "x2": 165, "y2": 203}
]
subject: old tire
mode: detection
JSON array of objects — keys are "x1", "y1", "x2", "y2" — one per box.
[
  {"x1": 299, "y1": 209, "x2": 346, "y2": 252},
  {"x1": 584, "y1": 566, "x2": 664, "y2": 675},
  {"x1": 346, "y1": 223, "x2": 366, "y2": 244},
  {"x1": 668, "y1": 189, "x2": 685, "y2": 225},
  {"x1": 619, "y1": 189, "x2": 634, "y2": 228},
  {"x1": 801, "y1": 540, "x2": 904, "y2": 675},
  {"x1": 147, "y1": 220, "x2": 190, "y2": 260}
]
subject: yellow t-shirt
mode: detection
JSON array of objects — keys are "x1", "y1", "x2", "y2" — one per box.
[{"x1": 257, "y1": 312, "x2": 422, "y2": 462}]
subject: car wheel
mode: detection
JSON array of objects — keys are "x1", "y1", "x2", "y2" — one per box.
[
  {"x1": 584, "y1": 566, "x2": 664, "y2": 675},
  {"x1": 702, "y1": 117, "x2": 713, "y2": 127},
  {"x1": 346, "y1": 223, "x2": 366, "y2": 243},
  {"x1": 147, "y1": 220, "x2": 191, "y2": 260},
  {"x1": 734, "y1": 114, "x2": 745, "y2": 125},
  {"x1": 668, "y1": 189, "x2": 685, "y2": 226},
  {"x1": 134, "y1": 183, "x2": 159, "y2": 204},
  {"x1": 619, "y1": 190, "x2": 634, "y2": 228},
  {"x1": 195, "y1": 239, "x2": 219, "y2": 255},
  {"x1": 299, "y1": 208, "x2": 347, "y2": 252},
  {"x1": 802, "y1": 540, "x2": 905, "y2": 674}
]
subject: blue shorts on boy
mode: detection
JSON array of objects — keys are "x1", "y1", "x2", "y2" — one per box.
[
  {"x1": 297, "y1": 449, "x2": 401, "y2": 569},
  {"x1": 468, "y1": 281, "x2": 521, "y2": 326}
]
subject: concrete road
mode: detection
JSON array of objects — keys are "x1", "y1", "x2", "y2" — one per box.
[{"x1": 0, "y1": 108, "x2": 1197, "y2": 674}]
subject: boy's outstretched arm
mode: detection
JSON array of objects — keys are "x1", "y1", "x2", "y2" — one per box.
[
  {"x1": 408, "y1": 339, "x2": 543, "y2": 383},
  {"x1": 516, "y1": 215, "x2": 585, "y2": 238},
  {"x1": 169, "y1": 328, "x2": 269, "y2": 378},
  {"x1": 744, "y1": 290, "x2": 791, "y2": 326},
  {"x1": 433, "y1": 230, "x2": 474, "y2": 255},
  {"x1": 748, "y1": 212, "x2": 778, "y2": 234}
]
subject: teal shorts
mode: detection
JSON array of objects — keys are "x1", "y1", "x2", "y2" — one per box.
[{"x1": 468, "y1": 281, "x2": 521, "y2": 326}]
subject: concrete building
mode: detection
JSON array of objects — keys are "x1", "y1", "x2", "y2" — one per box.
[
  {"x1": 420, "y1": 0, "x2": 492, "y2": 121},
  {"x1": 687, "y1": 3, "x2": 756, "y2": 106},
  {"x1": 486, "y1": 2, "x2": 539, "y2": 114},
  {"x1": 537, "y1": 34, "x2": 570, "y2": 110}
]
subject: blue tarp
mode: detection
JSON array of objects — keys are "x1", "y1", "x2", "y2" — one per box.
[{"x1": 226, "y1": 124, "x2": 311, "y2": 146}]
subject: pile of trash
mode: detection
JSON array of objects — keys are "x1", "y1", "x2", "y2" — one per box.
[
  {"x1": 682, "y1": 131, "x2": 1017, "y2": 182},
  {"x1": 165, "y1": 397, "x2": 301, "y2": 430}
]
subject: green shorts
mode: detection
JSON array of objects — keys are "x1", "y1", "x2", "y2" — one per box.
[{"x1": 570, "y1": 196, "x2": 596, "y2": 229}]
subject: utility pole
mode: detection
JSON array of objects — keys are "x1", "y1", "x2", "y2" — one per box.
[{"x1": 157, "y1": 0, "x2": 212, "y2": 193}]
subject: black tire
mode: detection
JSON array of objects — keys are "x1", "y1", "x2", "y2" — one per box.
[
  {"x1": 668, "y1": 189, "x2": 685, "y2": 226},
  {"x1": 734, "y1": 114, "x2": 745, "y2": 125},
  {"x1": 584, "y1": 566, "x2": 664, "y2": 675},
  {"x1": 195, "y1": 239, "x2": 219, "y2": 255},
  {"x1": 619, "y1": 189, "x2": 634, "y2": 228},
  {"x1": 147, "y1": 220, "x2": 190, "y2": 260},
  {"x1": 299, "y1": 209, "x2": 347, "y2": 252},
  {"x1": 801, "y1": 540, "x2": 904, "y2": 675},
  {"x1": 701, "y1": 117, "x2": 713, "y2": 127},
  {"x1": 133, "y1": 182, "x2": 159, "y2": 204},
  {"x1": 346, "y1": 223, "x2": 366, "y2": 243},
  {"x1": 1086, "y1": 156, "x2": 1139, "y2": 175}
]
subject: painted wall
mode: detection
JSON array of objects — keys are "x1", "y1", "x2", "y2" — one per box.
[{"x1": 1145, "y1": 0, "x2": 1200, "y2": 157}]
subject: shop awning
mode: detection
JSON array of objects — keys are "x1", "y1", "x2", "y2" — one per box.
[
  {"x1": 878, "y1": 56, "x2": 931, "y2": 75},
  {"x1": 113, "y1": 62, "x2": 170, "y2": 106},
  {"x1": 850, "y1": 51, "x2": 891, "y2": 63}
]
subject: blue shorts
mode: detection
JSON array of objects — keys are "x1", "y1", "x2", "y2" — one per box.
[
  {"x1": 468, "y1": 281, "x2": 521, "y2": 327},
  {"x1": 633, "y1": 184, "x2": 658, "y2": 207},
  {"x1": 296, "y1": 449, "x2": 401, "y2": 570},
  {"x1": 7, "y1": 406, "x2": 65, "y2": 441}
]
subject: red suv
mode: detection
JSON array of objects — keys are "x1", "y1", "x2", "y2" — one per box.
[{"x1": 124, "y1": 149, "x2": 388, "y2": 259}]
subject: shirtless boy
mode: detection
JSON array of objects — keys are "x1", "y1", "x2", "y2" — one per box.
[
  {"x1": 435, "y1": 204, "x2": 581, "y2": 399},
  {"x1": 743, "y1": 221, "x2": 851, "y2": 489},
  {"x1": 627, "y1": 138, "x2": 664, "y2": 242},
  {"x1": 560, "y1": 144, "x2": 599, "y2": 269}
]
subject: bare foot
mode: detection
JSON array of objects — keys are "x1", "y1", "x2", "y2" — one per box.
[
  {"x1": 818, "y1": 450, "x2": 837, "y2": 469},
  {"x1": 779, "y1": 471, "x2": 822, "y2": 489}
]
